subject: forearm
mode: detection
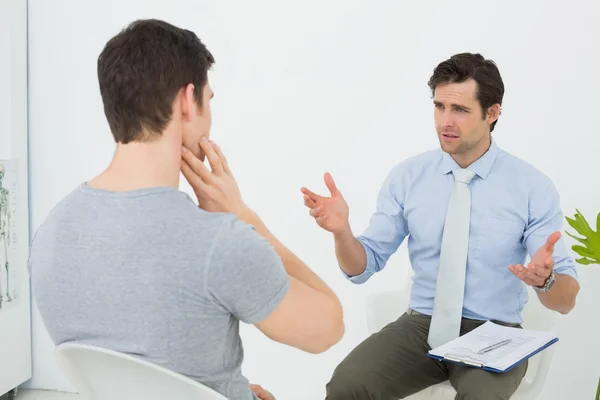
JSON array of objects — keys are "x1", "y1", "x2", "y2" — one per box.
[
  {"x1": 537, "y1": 273, "x2": 579, "y2": 314},
  {"x1": 239, "y1": 209, "x2": 339, "y2": 303},
  {"x1": 333, "y1": 227, "x2": 368, "y2": 277}
]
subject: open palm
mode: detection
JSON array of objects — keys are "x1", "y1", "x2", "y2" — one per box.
[
  {"x1": 509, "y1": 231, "x2": 560, "y2": 287},
  {"x1": 301, "y1": 172, "x2": 350, "y2": 235}
]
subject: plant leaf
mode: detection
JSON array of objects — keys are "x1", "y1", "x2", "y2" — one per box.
[
  {"x1": 572, "y1": 245, "x2": 599, "y2": 260},
  {"x1": 597, "y1": 211, "x2": 600, "y2": 233},
  {"x1": 575, "y1": 257, "x2": 599, "y2": 265},
  {"x1": 565, "y1": 230, "x2": 588, "y2": 246},
  {"x1": 589, "y1": 239, "x2": 600, "y2": 261},
  {"x1": 574, "y1": 208, "x2": 595, "y2": 238},
  {"x1": 565, "y1": 215, "x2": 584, "y2": 235},
  {"x1": 565, "y1": 210, "x2": 600, "y2": 265}
]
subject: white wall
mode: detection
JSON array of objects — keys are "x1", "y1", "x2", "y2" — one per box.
[
  {"x1": 27, "y1": 0, "x2": 600, "y2": 399},
  {"x1": 0, "y1": 0, "x2": 32, "y2": 395}
]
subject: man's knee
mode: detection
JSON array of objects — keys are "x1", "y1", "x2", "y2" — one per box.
[
  {"x1": 325, "y1": 367, "x2": 377, "y2": 400},
  {"x1": 456, "y1": 386, "x2": 517, "y2": 400},
  {"x1": 453, "y1": 369, "x2": 524, "y2": 400}
]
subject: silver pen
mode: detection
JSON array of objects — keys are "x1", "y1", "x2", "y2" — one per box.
[{"x1": 477, "y1": 339, "x2": 512, "y2": 354}]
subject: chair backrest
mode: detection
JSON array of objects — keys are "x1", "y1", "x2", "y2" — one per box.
[
  {"x1": 514, "y1": 287, "x2": 558, "y2": 394},
  {"x1": 365, "y1": 283, "x2": 411, "y2": 334},
  {"x1": 54, "y1": 343, "x2": 229, "y2": 400}
]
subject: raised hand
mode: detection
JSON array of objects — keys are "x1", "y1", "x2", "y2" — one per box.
[
  {"x1": 509, "y1": 231, "x2": 560, "y2": 287},
  {"x1": 181, "y1": 137, "x2": 248, "y2": 216},
  {"x1": 301, "y1": 173, "x2": 350, "y2": 235}
]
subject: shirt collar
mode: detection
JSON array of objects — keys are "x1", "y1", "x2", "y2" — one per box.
[{"x1": 439, "y1": 137, "x2": 499, "y2": 180}]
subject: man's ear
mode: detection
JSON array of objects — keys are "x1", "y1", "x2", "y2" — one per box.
[
  {"x1": 180, "y1": 83, "x2": 197, "y2": 123},
  {"x1": 487, "y1": 104, "x2": 501, "y2": 124}
]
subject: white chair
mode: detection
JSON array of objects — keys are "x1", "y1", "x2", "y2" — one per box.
[
  {"x1": 365, "y1": 284, "x2": 557, "y2": 400},
  {"x1": 54, "y1": 343, "x2": 229, "y2": 400}
]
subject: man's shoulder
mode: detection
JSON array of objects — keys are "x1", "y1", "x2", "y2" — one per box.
[
  {"x1": 32, "y1": 184, "x2": 230, "y2": 242},
  {"x1": 385, "y1": 148, "x2": 442, "y2": 181},
  {"x1": 399, "y1": 147, "x2": 441, "y2": 167},
  {"x1": 496, "y1": 148, "x2": 554, "y2": 188},
  {"x1": 209, "y1": 213, "x2": 267, "y2": 252}
]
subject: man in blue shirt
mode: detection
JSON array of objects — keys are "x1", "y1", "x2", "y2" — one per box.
[{"x1": 302, "y1": 52, "x2": 580, "y2": 399}]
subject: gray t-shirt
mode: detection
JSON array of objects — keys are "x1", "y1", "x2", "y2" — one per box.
[{"x1": 29, "y1": 184, "x2": 289, "y2": 400}]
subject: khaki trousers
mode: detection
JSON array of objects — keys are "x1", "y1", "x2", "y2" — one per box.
[{"x1": 325, "y1": 311, "x2": 527, "y2": 400}]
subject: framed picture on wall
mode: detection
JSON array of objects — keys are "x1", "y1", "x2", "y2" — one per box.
[
  {"x1": 0, "y1": 159, "x2": 19, "y2": 311},
  {"x1": 0, "y1": 0, "x2": 31, "y2": 396}
]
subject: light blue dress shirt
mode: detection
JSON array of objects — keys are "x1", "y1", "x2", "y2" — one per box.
[{"x1": 348, "y1": 139, "x2": 578, "y2": 324}]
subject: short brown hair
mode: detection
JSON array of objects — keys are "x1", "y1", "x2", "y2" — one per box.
[
  {"x1": 428, "y1": 53, "x2": 504, "y2": 132},
  {"x1": 97, "y1": 19, "x2": 215, "y2": 143}
]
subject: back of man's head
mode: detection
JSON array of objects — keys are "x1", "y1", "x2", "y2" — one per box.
[{"x1": 97, "y1": 19, "x2": 215, "y2": 144}]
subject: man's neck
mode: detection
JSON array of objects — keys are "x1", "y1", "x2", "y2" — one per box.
[
  {"x1": 451, "y1": 135, "x2": 491, "y2": 169},
  {"x1": 88, "y1": 138, "x2": 181, "y2": 192}
]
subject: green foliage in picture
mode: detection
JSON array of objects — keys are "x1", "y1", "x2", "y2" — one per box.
[{"x1": 565, "y1": 209, "x2": 600, "y2": 265}]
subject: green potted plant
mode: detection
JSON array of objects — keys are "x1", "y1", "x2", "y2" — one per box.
[
  {"x1": 566, "y1": 209, "x2": 600, "y2": 265},
  {"x1": 564, "y1": 209, "x2": 600, "y2": 400}
]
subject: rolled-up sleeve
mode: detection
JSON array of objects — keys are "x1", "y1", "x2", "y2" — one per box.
[
  {"x1": 524, "y1": 181, "x2": 579, "y2": 282},
  {"x1": 342, "y1": 165, "x2": 409, "y2": 284}
]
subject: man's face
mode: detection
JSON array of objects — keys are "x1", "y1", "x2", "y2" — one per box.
[
  {"x1": 182, "y1": 82, "x2": 214, "y2": 161},
  {"x1": 433, "y1": 79, "x2": 495, "y2": 157}
]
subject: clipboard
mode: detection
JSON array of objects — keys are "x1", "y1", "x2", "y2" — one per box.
[
  {"x1": 428, "y1": 337, "x2": 559, "y2": 373},
  {"x1": 426, "y1": 321, "x2": 559, "y2": 373}
]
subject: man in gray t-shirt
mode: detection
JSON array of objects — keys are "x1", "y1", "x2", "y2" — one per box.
[
  {"x1": 29, "y1": 185, "x2": 287, "y2": 399},
  {"x1": 29, "y1": 19, "x2": 344, "y2": 400}
]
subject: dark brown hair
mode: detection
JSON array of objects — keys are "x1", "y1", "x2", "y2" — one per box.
[
  {"x1": 97, "y1": 19, "x2": 215, "y2": 143},
  {"x1": 428, "y1": 53, "x2": 504, "y2": 132}
]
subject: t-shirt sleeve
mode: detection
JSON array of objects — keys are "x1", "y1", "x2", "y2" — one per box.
[{"x1": 206, "y1": 215, "x2": 289, "y2": 324}]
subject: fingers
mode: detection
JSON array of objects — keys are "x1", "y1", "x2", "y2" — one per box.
[
  {"x1": 528, "y1": 264, "x2": 550, "y2": 281},
  {"x1": 307, "y1": 203, "x2": 328, "y2": 225},
  {"x1": 210, "y1": 140, "x2": 230, "y2": 173},
  {"x1": 324, "y1": 172, "x2": 339, "y2": 196},
  {"x1": 199, "y1": 137, "x2": 223, "y2": 175},
  {"x1": 303, "y1": 194, "x2": 317, "y2": 209},
  {"x1": 544, "y1": 231, "x2": 561, "y2": 252},
  {"x1": 523, "y1": 263, "x2": 544, "y2": 284},
  {"x1": 509, "y1": 264, "x2": 535, "y2": 285},
  {"x1": 536, "y1": 255, "x2": 554, "y2": 270},
  {"x1": 181, "y1": 159, "x2": 210, "y2": 195},
  {"x1": 250, "y1": 384, "x2": 264, "y2": 392},
  {"x1": 509, "y1": 263, "x2": 545, "y2": 287},
  {"x1": 181, "y1": 147, "x2": 213, "y2": 183},
  {"x1": 300, "y1": 186, "x2": 325, "y2": 203},
  {"x1": 250, "y1": 384, "x2": 271, "y2": 400},
  {"x1": 309, "y1": 205, "x2": 324, "y2": 218},
  {"x1": 316, "y1": 214, "x2": 328, "y2": 225},
  {"x1": 531, "y1": 255, "x2": 554, "y2": 273},
  {"x1": 301, "y1": 173, "x2": 340, "y2": 204}
]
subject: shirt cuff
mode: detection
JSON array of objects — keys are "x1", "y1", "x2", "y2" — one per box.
[
  {"x1": 340, "y1": 238, "x2": 377, "y2": 284},
  {"x1": 554, "y1": 265, "x2": 579, "y2": 283}
]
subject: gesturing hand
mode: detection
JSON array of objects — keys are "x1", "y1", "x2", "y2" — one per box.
[
  {"x1": 509, "y1": 231, "x2": 560, "y2": 287},
  {"x1": 181, "y1": 137, "x2": 247, "y2": 216},
  {"x1": 301, "y1": 172, "x2": 350, "y2": 235}
]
